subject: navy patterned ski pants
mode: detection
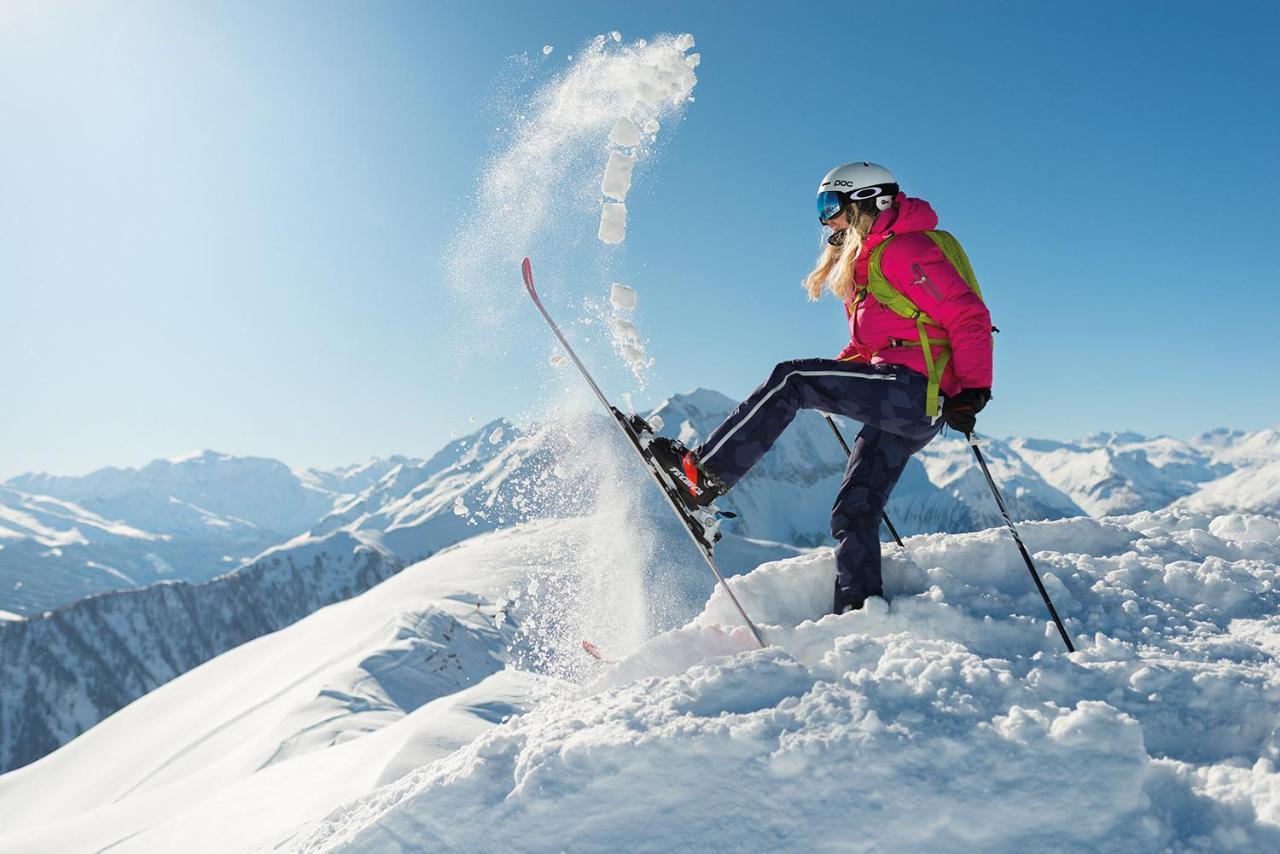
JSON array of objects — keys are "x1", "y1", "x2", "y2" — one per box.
[{"x1": 695, "y1": 359, "x2": 943, "y2": 613}]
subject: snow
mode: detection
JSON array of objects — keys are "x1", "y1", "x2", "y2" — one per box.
[
  {"x1": 6, "y1": 507, "x2": 1280, "y2": 851},
  {"x1": 600, "y1": 151, "x2": 637, "y2": 201},
  {"x1": 541, "y1": 44, "x2": 552, "y2": 55},
  {"x1": 0, "y1": 609, "x2": 22, "y2": 621},
  {"x1": 597, "y1": 201, "x2": 627, "y2": 244},
  {"x1": 1177, "y1": 459, "x2": 1280, "y2": 516},
  {"x1": 608, "y1": 116, "x2": 640, "y2": 146},
  {"x1": 609, "y1": 282, "x2": 638, "y2": 309},
  {"x1": 604, "y1": 283, "x2": 651, "y2": 384},
  {"x1": 1210, "y1": 514, "x2": 1280, "y2": 543},
  {"x1": 446, "y1": 33, "x2": 699, "y2": 333}
]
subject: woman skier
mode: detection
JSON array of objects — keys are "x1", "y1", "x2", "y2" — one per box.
[{"x1": 650, "y1": 162, "x2": 994, "y2": 615}]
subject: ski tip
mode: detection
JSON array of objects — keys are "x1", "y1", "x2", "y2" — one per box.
[
  {"x1": 581, "y1": 639, "x2": 611, "y2": 662},
  {"x1": 521, "y1": 257, "x2": 534, "y2": 292}
]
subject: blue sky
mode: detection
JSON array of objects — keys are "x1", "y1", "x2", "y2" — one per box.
[{"x1": 2, "y1": 1, "x2": 1277, "y2": 479}]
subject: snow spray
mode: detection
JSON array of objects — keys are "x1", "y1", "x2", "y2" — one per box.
[
  {"x1": 441, "y1": 33, "x2": 701, "y2": 679},
  {"x1": 443, "y1": 32, "x2": 698, "y2": 350}
]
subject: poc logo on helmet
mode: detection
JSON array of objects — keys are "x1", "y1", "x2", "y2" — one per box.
[{"x1": 827, "y1": 180, "x2": 888, "y2": 199}]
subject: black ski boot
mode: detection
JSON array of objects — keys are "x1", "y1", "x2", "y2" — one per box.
[
  {"x1": 834, "y1": 580, "x2": 867, "y2": 615},
  {"x1": 647, "y1": 436, "x2": 727, "y2": 510}
]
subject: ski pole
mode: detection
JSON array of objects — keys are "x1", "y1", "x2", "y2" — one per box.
[
  {"x1": 821, "y1": 414, "x2": 905, "y2": 549},
  {"x1": 966, "y1": 433, "x2": 1076, "y2": 653}
]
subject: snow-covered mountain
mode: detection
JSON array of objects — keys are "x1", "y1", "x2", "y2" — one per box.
[
  {"x1": 0, "y1": 529, "x2": 402, "y2": 775},
  {"x1": 6, "y1": 398, "x2": 1274, "y2": 619},
  {"x1": 0, "y1": 452, "x2": 343, "y2": 615},
  {"x1": 1009, "y1": 432, "x2": 1231, "y2": 516},
  {"x1": 9, "y1": 450, "x2": 337, "y2": 539},
  {"x1": 4, "y1": 399, "x2": 1275, "y2": 778},
  {"x1": 308, "y1": 418, "x2": 563, "y2": 563},
  {"x1": 1173, "y1": 428, "x2": 1280, "y2": 515},
  {"x1": 5, "y1": 509, "x2": 1280, "y2": 851}
]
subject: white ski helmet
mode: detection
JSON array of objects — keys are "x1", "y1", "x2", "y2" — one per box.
[{"x1": 816, "y1": 161, "x2": 899, "y2": 223}]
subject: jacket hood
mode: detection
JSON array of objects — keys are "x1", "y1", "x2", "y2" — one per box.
[
  {"x1": 854, "y1": 194, "x2": 940, "y2": 284},
  {"x1": 872, "y1": 193, "x2": 938, "y2": 235}
]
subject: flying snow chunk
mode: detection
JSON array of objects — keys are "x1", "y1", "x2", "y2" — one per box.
[
  {"x1": 610, "y1": 283, "x2": 638, "y2": 310},
  {"x1": 649, "y1": 414, "x2": 665, "y2": 431},
  {"x1": 488, "y1": 427, "x2": 505, "y2": 445},
  {"x1": 542, "y1": 45, "x2": 553, "y2": 55},
  {"x1": 452, "y1": 497, "x2": 469, "y2": 517},
  {"x1": 643, "y1": 118, "x2": 660, "y2": 135},
  {"x1": 676, "y1": 33, "x2": 696, "y2": 52},
  {"x1": 549, "y1": 351, "x2": 568, "y2": 368},
  {"x1": 687, "y1": 53, "x2": 701, "y2": 68},
  {"x1": 612, "y1": 318, "x2": 639, "y2": 341},
  {"x1": 601, "y1": 152, "x2": 637, "y2": 201},
  {"x1": 598, "y1": 203, "x2": 627, "y2": 245},
  {"x1": 609, "y1": 116, "x2": 641, "y2": 147}
]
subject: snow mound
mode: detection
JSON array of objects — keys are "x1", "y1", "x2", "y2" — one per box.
[
  {"x1": 1211, "y1": 513, "x2": 1280, "y2": 544},
  {"x1": 285, "y1": 509, "x2": 1280, "y2": 852}
]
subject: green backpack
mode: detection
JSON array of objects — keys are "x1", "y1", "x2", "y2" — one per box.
[{"x1": 858, "y1": 230, "x2": 989, "y2": 418}]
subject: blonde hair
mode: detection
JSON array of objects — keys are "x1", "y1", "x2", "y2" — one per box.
[{"x1": 803, "y1": 209, "x2": 880, "y2": 303}]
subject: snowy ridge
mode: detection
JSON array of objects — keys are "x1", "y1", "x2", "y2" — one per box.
[
  {"x1": 5, "y1": 510, "x2": 1280, "y2": 850},
  {"x1": 0, "y1": 529, "x2": 402, "y2": 775}
]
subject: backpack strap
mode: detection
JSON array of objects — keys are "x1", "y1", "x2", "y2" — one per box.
[
  {"x1": 856, "y1": 230, "x2": 990, "y2": 417},
  {"x1": 861, "y1": 235, "x2": 950, "y2": 417}
]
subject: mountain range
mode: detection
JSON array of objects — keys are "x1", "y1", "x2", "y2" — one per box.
[{"x1": 1, "y1": 390, "x2": 1277, "y2": 774}]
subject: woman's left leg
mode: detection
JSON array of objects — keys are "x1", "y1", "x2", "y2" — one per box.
[
  {"x1": 830, "y1": 421, "x2": 941, "y2": 613},
  {"x1": 693, "y1": 358, "x2": 934, "y2": 489}
]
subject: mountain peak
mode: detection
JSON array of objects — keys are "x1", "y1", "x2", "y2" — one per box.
[
  {"x1": 652, "y1": 387, "x2": 736, "y2": 418},
  {"x1": 166, "y1": 450, "x2": 234, "y2": 465}
]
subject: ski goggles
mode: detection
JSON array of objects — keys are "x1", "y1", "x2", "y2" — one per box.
[
  {"x1": 816, "y1": 190, "x2": 849, "y2": 224},
  {"x1": 817, "y1": 184, "x2": 900, "y2": 224}
]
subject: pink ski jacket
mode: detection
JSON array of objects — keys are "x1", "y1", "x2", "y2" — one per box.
[{"x1": 835, "y1": 194, "x2": 994, "y2": 396}]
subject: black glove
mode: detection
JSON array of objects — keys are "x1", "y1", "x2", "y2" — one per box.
[{"x1": 942, "y1": 388, "x2": 992, "y2": 435}]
